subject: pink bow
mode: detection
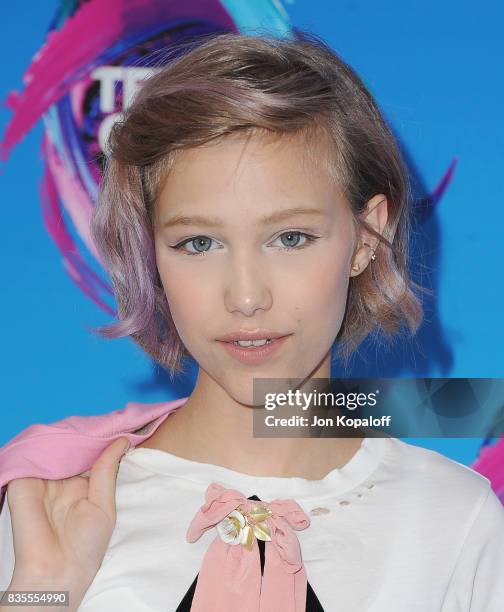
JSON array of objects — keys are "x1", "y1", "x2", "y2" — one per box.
[{"x1": 186, "y1": 482, "x2": 311, "y2": 612}]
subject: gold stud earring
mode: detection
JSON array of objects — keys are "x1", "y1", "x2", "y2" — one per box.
[{"x1": 363, "y1": 242, "x2": 377, "y2": 261}]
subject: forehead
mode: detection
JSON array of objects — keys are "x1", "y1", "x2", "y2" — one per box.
[{"x1": 155, "y1": 129, "x2": 346, "y2": 224}]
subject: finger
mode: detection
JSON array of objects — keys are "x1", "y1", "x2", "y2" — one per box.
[
  {"x1": 7, "y1": 477, "x2": 46, "y2": 504},
  {"x1": 87, "y1": 438, "x2": 130, "y2": 521},
  {"x1": 7, "y1": 478, "x2": 56, "y2": 558}
]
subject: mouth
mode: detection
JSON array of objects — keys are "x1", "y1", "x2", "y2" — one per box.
[
  {"x1": 227, "y1": 338, "x2": 274, "y2": 348},
  {"x1": 217, "y1": 335, "x2": 291, "y2": 365}
]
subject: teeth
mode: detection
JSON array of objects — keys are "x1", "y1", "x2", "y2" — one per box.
[{"x1": 233, "y1": 338, "x2": 272, "y2": 347}]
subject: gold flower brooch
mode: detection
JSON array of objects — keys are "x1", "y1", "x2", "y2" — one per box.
[{"x1": 216, "y1": 504, "x2": 273, "y2": 551}]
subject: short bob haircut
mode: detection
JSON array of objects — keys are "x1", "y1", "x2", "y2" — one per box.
[{"x1": 90, "y1": 31, "x2": 425, "y2": 378}]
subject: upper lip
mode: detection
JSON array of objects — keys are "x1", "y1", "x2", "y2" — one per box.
[{"x1": 217, "y1": 329, "x2": 289, "y2": 342}]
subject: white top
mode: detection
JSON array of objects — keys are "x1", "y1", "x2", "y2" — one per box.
[{"x1": 1, "y1": 436, "x2": 504, "y2": 611}]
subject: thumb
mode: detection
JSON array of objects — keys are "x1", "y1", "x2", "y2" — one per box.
[{"x1": 87, "y1": 437, "x2": 130, "y2": 521}]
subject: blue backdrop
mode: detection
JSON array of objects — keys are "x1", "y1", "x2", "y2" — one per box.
[{"x1": 0, "y1": 1, "x2": 502, "y2": 476}]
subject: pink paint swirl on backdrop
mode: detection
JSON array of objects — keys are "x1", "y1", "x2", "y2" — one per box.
[{"x1": 472, "y1": 438, "x2": 504, "y2": 504}]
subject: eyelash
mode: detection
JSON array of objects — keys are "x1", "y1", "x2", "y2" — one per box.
[{"x1": 170, "y1": 231, "x2": 321, "y2": 257}]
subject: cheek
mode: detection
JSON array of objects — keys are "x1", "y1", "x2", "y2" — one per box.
[
  {"x1": 155, "y1": 258, "x2": 209, "y2": 345},
  {"x1": 289, "y1": 252, "x2": 350, "y2": 321},
  {"x1": 297, "y1": 263, "x2": 350, "y2": 364}
]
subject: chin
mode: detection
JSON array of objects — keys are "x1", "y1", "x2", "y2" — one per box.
[{"x1": 225, "y1": 370, "x2": 307, "y2": 409}]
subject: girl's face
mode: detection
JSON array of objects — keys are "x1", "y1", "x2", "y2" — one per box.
[{"x1": 153, "y1": 131, "x2": 358, "y2": 404}]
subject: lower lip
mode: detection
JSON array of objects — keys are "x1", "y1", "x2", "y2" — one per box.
[{"x1": 218, "y1": 336, "x2": 290, "y2": 365}]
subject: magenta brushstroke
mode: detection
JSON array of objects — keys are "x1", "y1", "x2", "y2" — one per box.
[
  {"x1": 472, "y1": 438, "x2": 504, "y2": 504},
  {"x1": 430, "y1": 156, "x2": 458, "y2": 204},
  {"x1": 1, "y1": 0, "x2": 236, "y2": 160}
]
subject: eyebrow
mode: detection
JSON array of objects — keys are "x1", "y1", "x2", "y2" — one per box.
[{"x1": 161, "y1": 207, "x2": 328, "y2": 229}]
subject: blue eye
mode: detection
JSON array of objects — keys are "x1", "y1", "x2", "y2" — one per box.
[
  {"x1": 275, "y1": 231, "x2": 315, "y2": 250},
  {"x1": 177, "y1": 236, "x2": 215, "y2": 255},
  {"x1": 171, "y1": 231, "x2": 320, "y2": 257}
]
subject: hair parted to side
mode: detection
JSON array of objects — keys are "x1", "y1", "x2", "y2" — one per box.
[{"x1": 90, "y1": 31, "x2": 427, "y2": 378}]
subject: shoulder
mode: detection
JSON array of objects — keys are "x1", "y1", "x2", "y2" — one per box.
[
  {"x1": 382, "y1": 437, "x2": 499, "y2": 520},
  {"x1": 386, "y1": 437, "x2": 493, "y2": 491}
]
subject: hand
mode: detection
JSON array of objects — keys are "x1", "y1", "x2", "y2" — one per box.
[{"x1": 3, "y1": 437, "x2": 130, "y2": 603}]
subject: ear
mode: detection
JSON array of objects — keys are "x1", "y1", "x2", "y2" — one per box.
[{"x1": 349, "y1": 194, "x2": 388, "y2": 277}]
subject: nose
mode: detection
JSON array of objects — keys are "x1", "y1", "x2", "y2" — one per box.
[{"x1": 223, "y1": 254, "x2": 273, "y2": 317}]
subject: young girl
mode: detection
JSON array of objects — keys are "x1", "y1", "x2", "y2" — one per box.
[{"x1": 1, "y1": 32, "x2": 503, "y2": 612}]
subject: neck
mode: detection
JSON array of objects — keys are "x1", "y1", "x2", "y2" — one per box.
[{"x1": 137, "y1": 362, "x2": 364, "y2": 480}]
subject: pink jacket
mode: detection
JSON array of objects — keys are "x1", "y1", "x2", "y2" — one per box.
[{"x1": 0, "y1": 396, "x2": 188, "y2": 514}]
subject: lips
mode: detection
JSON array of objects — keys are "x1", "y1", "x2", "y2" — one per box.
[
  {"x1": 218, "y1": 334, "x2": 290, "y2": 365},
  {"x1": 217, "y1": 329, "x2": 288, "y2": 343}
]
